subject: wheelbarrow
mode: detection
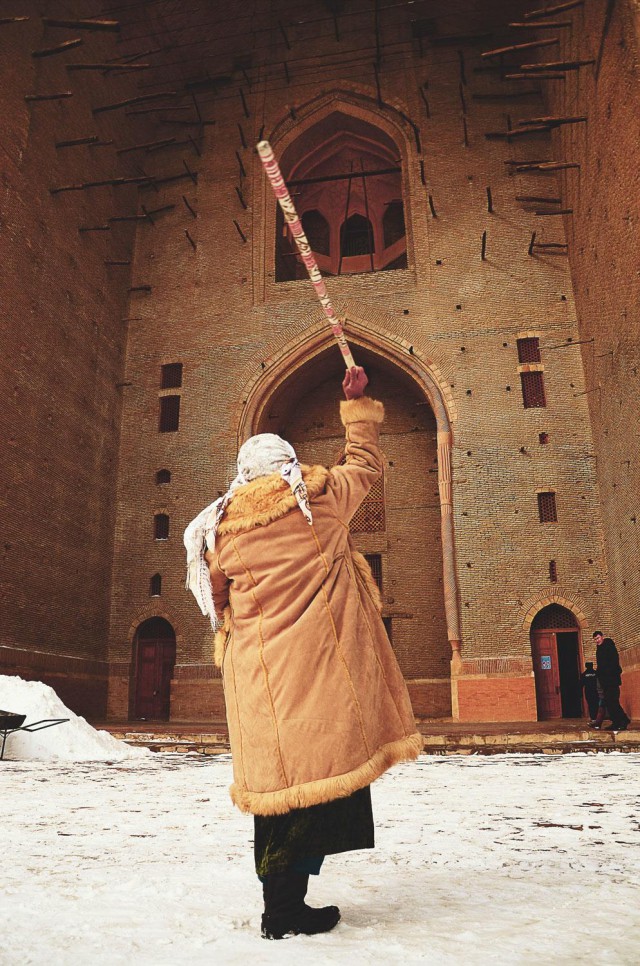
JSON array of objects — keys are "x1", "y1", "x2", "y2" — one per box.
[{"x1": 0, "y1": 709, "x2": 69, "y2": 760}]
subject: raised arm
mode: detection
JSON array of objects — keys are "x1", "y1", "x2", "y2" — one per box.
[{"x1": 327, "y1": 366, "x2": 385, "y2": 524}]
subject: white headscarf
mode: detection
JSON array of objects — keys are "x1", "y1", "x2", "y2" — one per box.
[{"x1": 184, "y1": 434, "x2": 312, "y2": 628}]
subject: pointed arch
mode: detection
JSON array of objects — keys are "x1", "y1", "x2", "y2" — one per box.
[
  {"x1": 521, "y1": 589, "x2": 589, "y2": 632},
  {"x1": 257, "y1": 89, "x2": 420, "y2": 296},
  {"x1": 237, "y1": 316, "x2": 462, "y2": 658}
]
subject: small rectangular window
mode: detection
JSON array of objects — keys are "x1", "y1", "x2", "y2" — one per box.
[
  {"x1": 161, "y1": 363, "x2": 183, "y2": 389},
  {"x1": 521, "y1": 371, "x2": 546, "y2": 408},
  {"x1": 517, "y1": 337, "x2": 541, "y2": 363},
  {"x1": 154, "y1": 514, "x2": 170, "y2": 540},
  {"x1": 549, "y1": 560, "x2": 558, "y2": 583},
  {"x1": 150, "y1": 573, "x2": 162, "y2": 596},
  {"x1": 364, "y1": 553, "x2": 383, "y2": 592},
  {"x1": 159, "y1": 395, "x2": 180, "y2": 432},
  {"x1": 538, "y1": 492, "x2": 558, "y2": 523}
]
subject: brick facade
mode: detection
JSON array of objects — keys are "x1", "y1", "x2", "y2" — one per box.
[{"x1": 2, "y1": 0, "x2": 639, "y2": 723}]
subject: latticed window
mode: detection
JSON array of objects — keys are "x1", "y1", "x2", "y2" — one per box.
[
  {"x1": 549, "y1": 560, "x2": 558, "y2": 583},
  {"x1": 161, "y1": 363, "x2": 183, "y2": 389},
  {"x1": 159, "y1": 395, "x2": 180, "y2": 432},
  {"x1": 149, "y1": 573, "x2": 162, "y2": 597},
  {"x1": 154, "y1": 514, "x2": 169, "y2": 540},
  {"x1": 156, "y1": 469, "x2": 171, "y2": 485},
  {"x1": 301, "y1": 210, "x2": 330, "y2": 256},
  {"x1": 364, "y1": 553, "x2": 383, "y2": 591},
  {"x1": 517, "y1": 337, "x2": 541, "y2": 363},
  {"x1": 531, "y1": 603, "x2": 577, "y2": 630},
  {"x1": 350, "y1": 476, "x2": 385, "y2": 533},
  {"x1": 537, "y1": 491, "x2": 558, "y2": 523},
  {"x1": 521, "y1": 371, "x2": 546, "y2": 408},
  {"x1": 341, "y1": 214, "x2": 374, "y2": 257},
  {"x1": 383, "y1": 201, "x2": 406, "y2": 248}
]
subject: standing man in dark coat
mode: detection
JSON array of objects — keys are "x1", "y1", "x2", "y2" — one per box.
[
  {"x1": 580, "y1": 661, "x2": 599, "y2": 722},
  {"x1": 593, "y1": 631, "x2": 631, "y2": 732}
]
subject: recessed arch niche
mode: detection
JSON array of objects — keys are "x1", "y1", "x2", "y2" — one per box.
[
  {"x1": 275, "y1": 109, "x2": 407, "y2": 280},
  {"x1": 242, "y1": 335, "x2": 460, "y2": 716}
]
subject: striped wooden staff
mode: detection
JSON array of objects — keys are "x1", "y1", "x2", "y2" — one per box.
[{"x1": 257, "y1": 139, "x2": 356, "y2": 369}]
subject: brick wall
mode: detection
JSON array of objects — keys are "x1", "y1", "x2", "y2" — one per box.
[
  {"x1": 108, "y1": 0, "x2": 613, "y2": 721},
  {"x1": 0, "y1": 3, "x2": 158, "y2": 717},
  {"x1": 3, "y1": 1, "x2": 636, "y2": 725},
  {"x1": 543, "y1": 0, "x2": 640, "y2": 692}
]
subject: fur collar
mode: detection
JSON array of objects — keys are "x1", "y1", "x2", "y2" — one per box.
[{"x1": 217, "y1": 464, "x2": 330, "y2": 536}]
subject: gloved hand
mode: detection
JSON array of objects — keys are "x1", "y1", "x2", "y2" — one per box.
[{"x1": 342, "y1": 366, "x2": 368, "y2": 400}]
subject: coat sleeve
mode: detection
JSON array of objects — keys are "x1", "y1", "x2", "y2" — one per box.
[
  {"x1": 326, "y1": 396, "x2": 385, "y2": 524},
  {"x1": 205, "y1": 548, "x2": 230, "y2": 616}
]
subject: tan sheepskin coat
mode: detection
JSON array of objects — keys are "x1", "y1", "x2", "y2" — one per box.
[{"x1": 206, "y1": 396, "x2": 422, "y2": 816}]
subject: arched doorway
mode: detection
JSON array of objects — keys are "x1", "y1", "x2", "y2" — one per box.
[
  {"x1": 256, "y1": 343, "x2": 452, "y2": 710},
  {"x1": 133, "y1": 617, "x2": 176, "y2": 720},
  {"x1": 530, "y1": 604, "x2": 583, "y2": 720}
]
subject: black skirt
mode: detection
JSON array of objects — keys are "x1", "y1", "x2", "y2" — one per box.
[{"x1": 254, "y1": 785, "x2": 374, "y2": 876}]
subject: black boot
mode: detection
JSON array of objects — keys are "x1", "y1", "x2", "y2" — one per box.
[{"x1": 261, "y1": 872, "x2": 340, "y2": 940}]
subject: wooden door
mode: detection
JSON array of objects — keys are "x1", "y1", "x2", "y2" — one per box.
[
  {"x1": 134, "y1": 641, "x2": 175, "y2": 720},
  {"x1": 531, "y1": 630, "x2": 562, "y2": 720}
]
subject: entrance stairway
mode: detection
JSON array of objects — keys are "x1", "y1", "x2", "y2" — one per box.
[{"x1": 100, "y1": 719, "x2": 639, "y2": 756}]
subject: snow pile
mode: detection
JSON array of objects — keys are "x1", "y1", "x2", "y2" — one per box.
[{"x1": 0, "y1": 675, "x2": 149, "y2": 761}]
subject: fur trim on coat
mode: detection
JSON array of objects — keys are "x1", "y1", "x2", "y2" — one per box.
[
  {"x1": 340, "y1": 396, "x2": 385, "y2": 425},
  {"x1": 216, "y1": 464, "x2": 330, "y2": 536},
  {"x1": 231, "y1": 732, "x2": 424, "y2": 815},
  {"x1": 206, "y1": 396, "x2": 420, "y2": 816}
]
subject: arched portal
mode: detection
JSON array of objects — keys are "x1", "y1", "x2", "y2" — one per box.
[
  {"x1": 133, "y1": 617, "x2": 176, "y2": 720},
  {"x1": 241, "y1": 331, "x2": 461, "y2": 717},
  {"x1": 530, "y1": 604, "x2": 583, "y2": 720}
]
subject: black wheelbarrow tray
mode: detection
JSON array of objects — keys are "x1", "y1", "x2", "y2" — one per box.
[{"x1": 0, "y1": 708, "x2": 69, "y2": 760}]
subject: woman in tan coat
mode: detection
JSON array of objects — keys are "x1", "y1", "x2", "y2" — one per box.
[{"x1": 185, "y1": 366, "x2": 421, "y2": 940}]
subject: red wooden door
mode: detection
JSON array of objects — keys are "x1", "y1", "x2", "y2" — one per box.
[
  {"x1": 134, "y1": 641, "x2": 175, "y2": 719},
  {"x1": 531, "y1": 630, "x2": 562, "y2": 719}
]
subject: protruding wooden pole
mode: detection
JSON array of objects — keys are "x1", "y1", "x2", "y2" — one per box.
[
  {"x1": 32, "y1": 38, "x2": 83, "y2": 58},
  {"x1": 93, "y1": 92, "x2": 177, "y2": 115},
  {"x1": 42, "y1": 17, "x2": 120, "y2": 31},
  {"x1": 481, "y1": 38, "x2": 559, "y2": 58},
  {"x1": 523, "y1": 0, "x2": 584, "y2": 20},
  {"x1": 25, "y1": 92, "x2": 73, "y2": 102}
]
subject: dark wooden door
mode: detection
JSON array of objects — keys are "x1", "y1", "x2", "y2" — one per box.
[
  {"x1": 557, "y1": 631, "x2": 582, "y2": 717},
  {"x1": 134, "y1": 640, "x2": 176, "y2": 720},
  {"x1": 531, "y1": 630, "x2": 562, "y2": 719}
]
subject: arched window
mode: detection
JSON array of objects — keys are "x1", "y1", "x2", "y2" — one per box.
[
  {"x1": 383, "y1": 201, "x2": 406, "y2": 248},
  {"x1": 149, "y1": 573, "x2": 162, "y2": 596},
  {"x1": 154, "y1": 514, "x2": 170, "y2": 540},
  {"x1": 301, "y1": 210, "x2": 330, "y2": 256},
  {"x1": 274, "y1": 110, "x2": 407, "y2": 280},
  {"x1": 340, "y1": 214, "x2": 374, "y2": 257},
  {"x1": 156, "y1": 469, "x2": 171, "y2": 485}
]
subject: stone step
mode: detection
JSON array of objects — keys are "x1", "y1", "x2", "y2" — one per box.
[{"x1": 107, "y1": 725, "x2": 639, "y2": 756}]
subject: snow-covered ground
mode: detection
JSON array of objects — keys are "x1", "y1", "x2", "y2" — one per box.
[
  {"x1": 2, "y1": 750, "x2": 639, "y2": 965},
  {"x1": 1, "y1": 677, "x2": 638, "y2": 963}
]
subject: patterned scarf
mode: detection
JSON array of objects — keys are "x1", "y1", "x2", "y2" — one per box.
[{"x1": 184, "y1": 435, "x2": 312, "y2": 628}]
